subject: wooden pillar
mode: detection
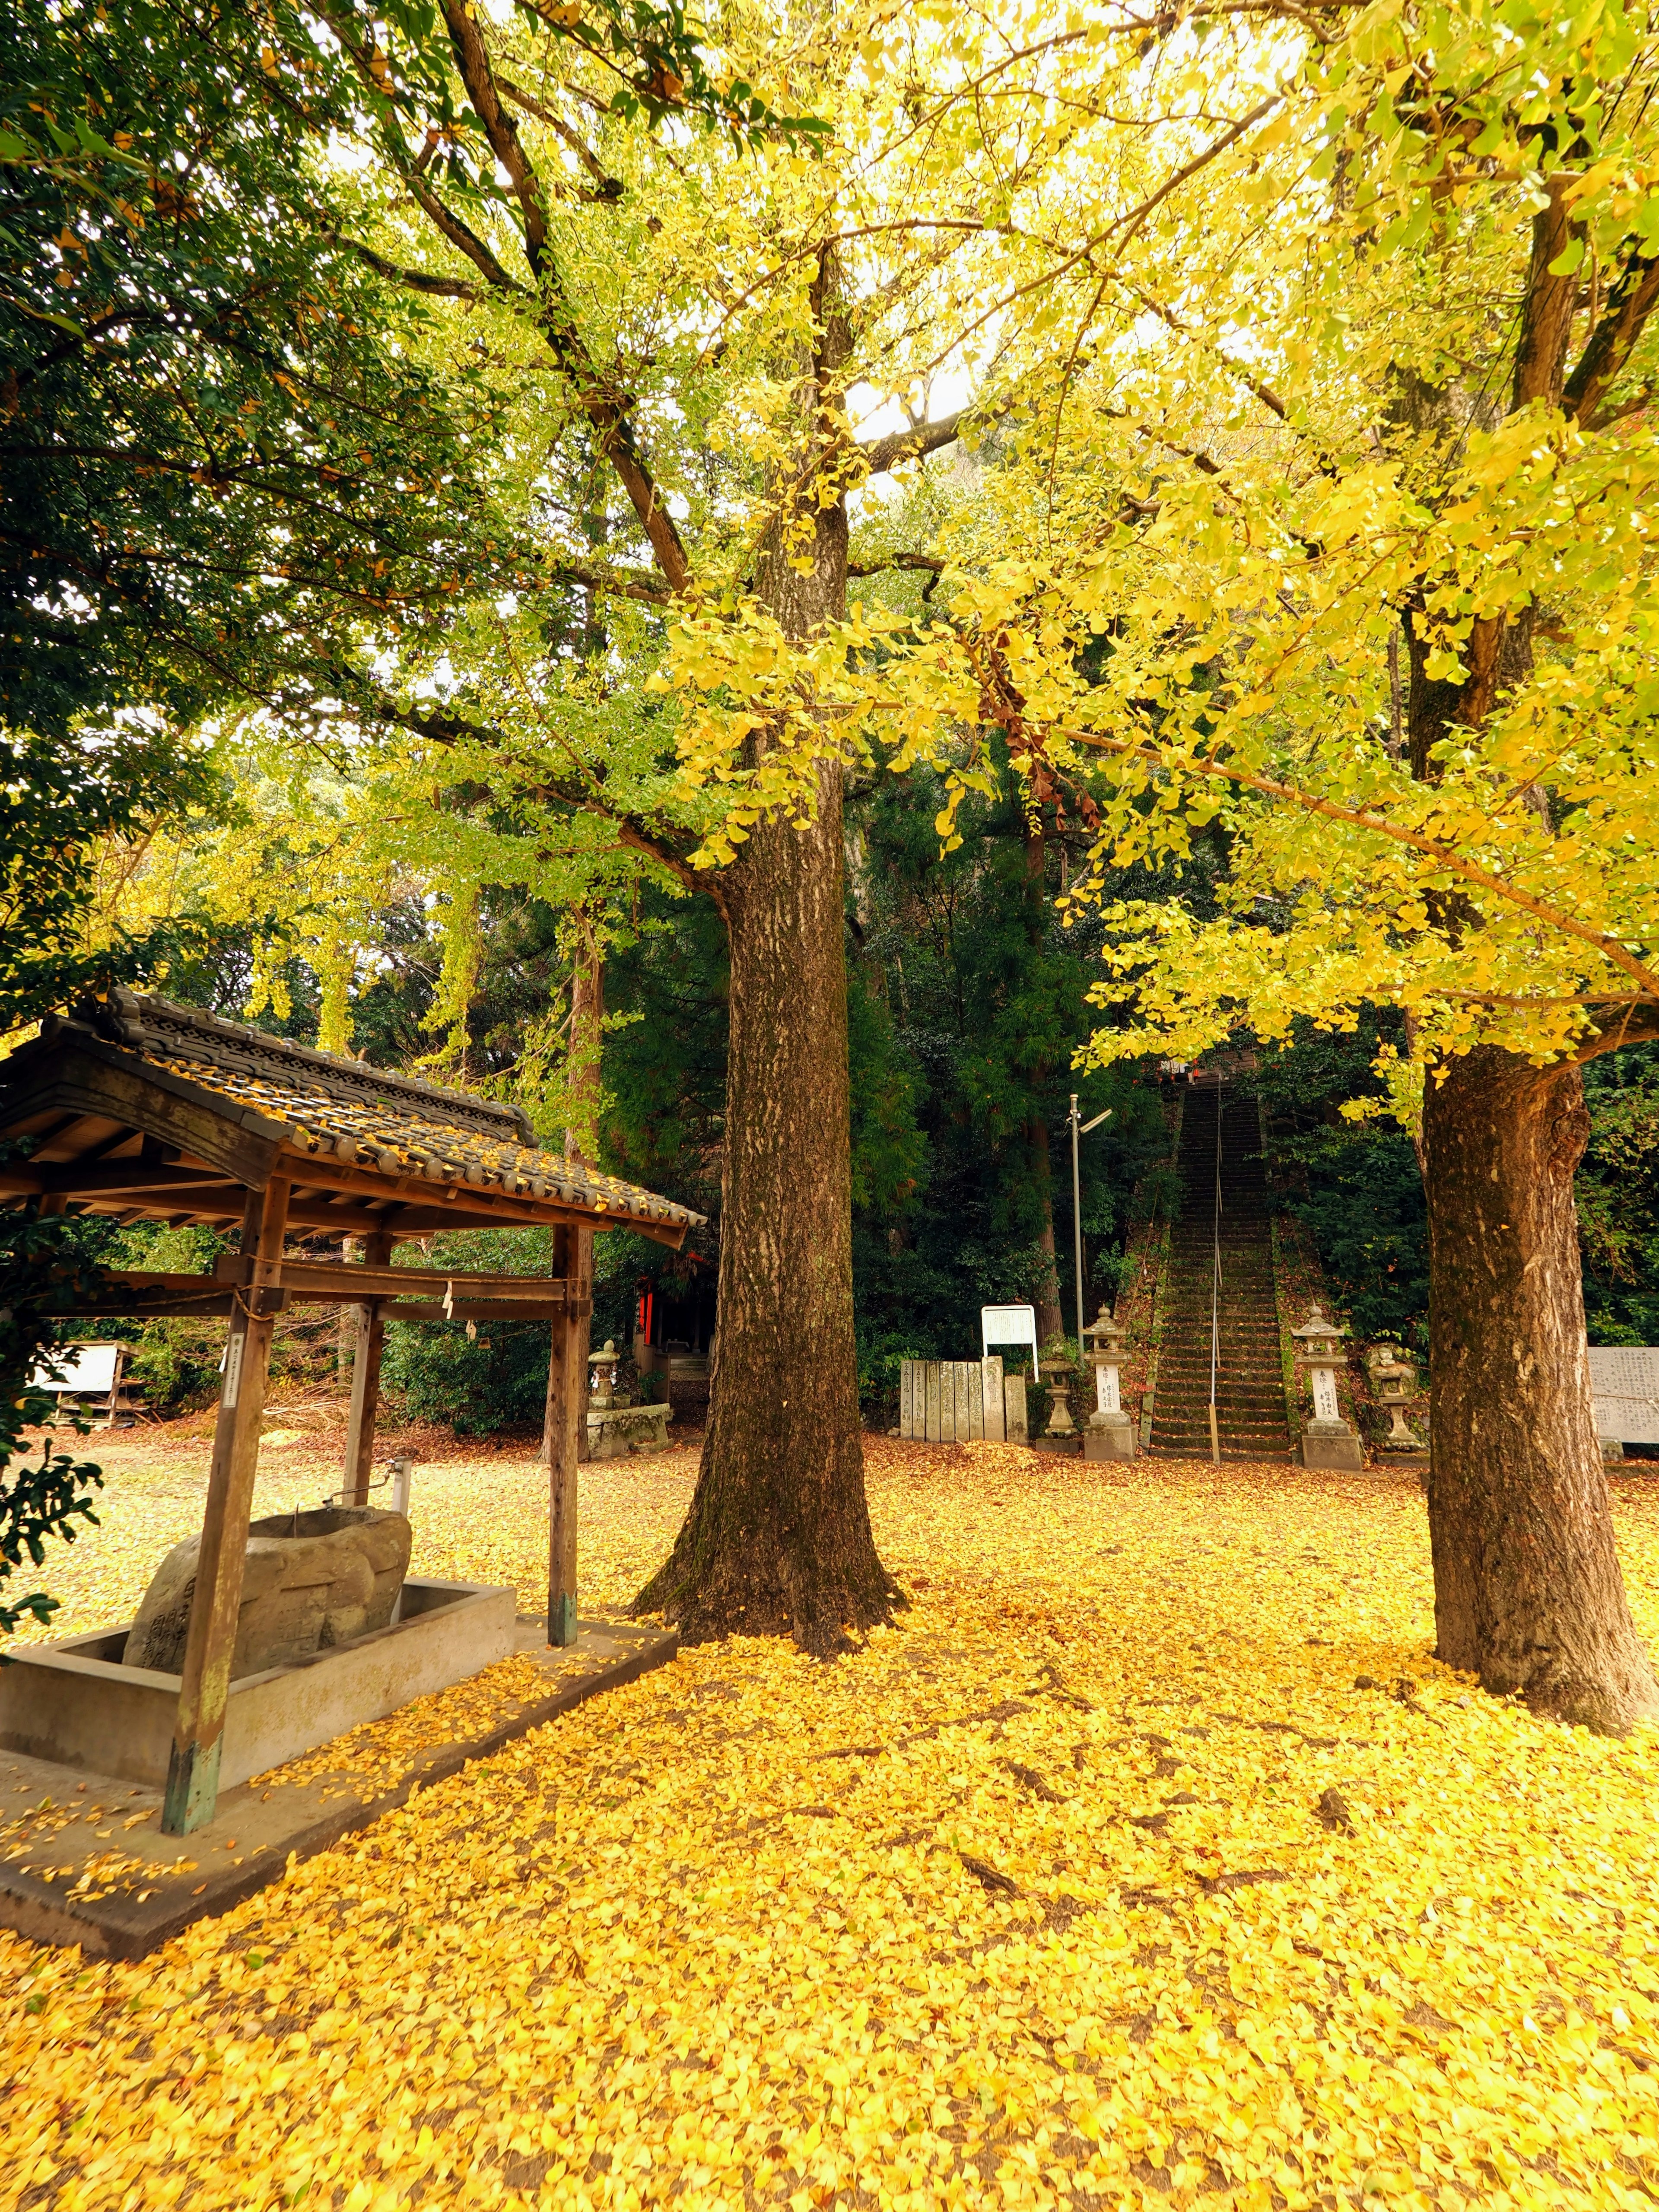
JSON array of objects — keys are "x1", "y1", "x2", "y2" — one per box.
[
  {"x1": 573, "y1": 1226, "x2": 594, "y2": 1465},
  {"x1": 343, "y1": 1231, "x2": 394, "y2": 1506},
  {"x1": 161, "y1": 1177, "x2": 290, "y2": 1836},
  {"x1": 541, "y1": 1224, "x2": 583, "y2": 1647}
]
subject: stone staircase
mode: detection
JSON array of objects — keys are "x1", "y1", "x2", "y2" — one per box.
[{"x1": 1149, "y1": 1086, "x2": 1291, "y2": 1460}]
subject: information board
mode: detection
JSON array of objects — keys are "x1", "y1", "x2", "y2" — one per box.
[
  {"x1": 981, "y1": 1303, "x2": 1038, "y2": 1376},
  {"x1": 28, "y1": 1342, "x2": 121, "y2": 1397},
  {"x1": 1588, "y1": 1346, "x2": 1659, "y2": 1446}
]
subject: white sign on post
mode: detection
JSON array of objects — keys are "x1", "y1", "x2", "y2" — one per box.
[
  {"x1": 981, "y1": 1303, "x2": 1039, "y2": 1378},
  {"x1": 28, "y1": 1343, "x2": 121, "y2": 1397}
]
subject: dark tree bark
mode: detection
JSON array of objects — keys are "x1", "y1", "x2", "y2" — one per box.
[
  {"x1": 633, "y1": 253, "x2": 899, "y2": 1651},
  {"x1": 1422, "y1": 1051, "x2": 1657, "y2": 1729}
]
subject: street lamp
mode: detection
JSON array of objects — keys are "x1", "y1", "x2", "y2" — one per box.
[{"x1": 1068, "y1": 1093, "x2": 1112, "y2": 1351}]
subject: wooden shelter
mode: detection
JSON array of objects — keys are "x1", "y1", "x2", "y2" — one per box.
[{"x1": 0, "y1": 990, "x2": 702, "y2": 1835}]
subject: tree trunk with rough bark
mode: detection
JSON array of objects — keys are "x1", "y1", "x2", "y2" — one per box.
[
  {"x1": 1421, "y1": 1050, "x2": 1658, "y2": 1730},
  {"x1": 1388, "y1": 185, "x2": 1659, "y2": 1732},
  {"x1": 633, "y1": 254, "x2": 898, "y2": 1652}
]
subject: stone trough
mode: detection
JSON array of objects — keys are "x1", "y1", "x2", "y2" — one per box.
[{"x1": 0, "y1": 1576, "x2": 515, "y2": 1792}]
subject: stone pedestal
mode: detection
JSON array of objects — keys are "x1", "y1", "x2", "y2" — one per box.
[
  {"x1": 587, "y1": 1402, "x2": 671, "y2": 1459},
  {"x1": 1298, "y1": 1418, "x2": 1366, "y2": 1471},
  {"x1": 1084, "y1": 1415, "x2": 1138, "y2": 1462}
]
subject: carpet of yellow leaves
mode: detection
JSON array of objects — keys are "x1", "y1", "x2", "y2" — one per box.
[{"x1": 3, "y1": 1432, "x2": 1658, "y2": 2212}]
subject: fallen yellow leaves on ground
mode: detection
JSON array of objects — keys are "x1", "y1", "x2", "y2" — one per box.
[{"x1": 3, "y1": 1433, "x2": 1657, "y2": 2211}]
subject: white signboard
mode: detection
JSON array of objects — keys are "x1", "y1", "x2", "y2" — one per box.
[
  {"x1": 29, "y1": 1342, "x2": 121, "y2": 1397},
  {"x1": 981, "y1": 1303, "x2": 1038, "y2": 1376},
  {"x1": 1589, "y1": 1346, "x2": 1659, "y2": 1446}
]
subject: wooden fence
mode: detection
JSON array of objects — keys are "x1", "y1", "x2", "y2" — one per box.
[{"x1": 898, "y1": 1357, "x2": 1027, "y2": 1444}]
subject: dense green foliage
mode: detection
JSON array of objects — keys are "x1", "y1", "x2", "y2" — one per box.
[
  {"x1": 1580, "y1": 1046, "x2": 1659, "y2": 1348},
  {"x1": 0, "y1": 1165, "x2": 105, "y2": 1635},
  {"x1": 2, "y1": 0, "x2": 510, "y2": 747},
  {"x1": 1252, "y1": 1019, "x2": 1432, "y2": 1352}
]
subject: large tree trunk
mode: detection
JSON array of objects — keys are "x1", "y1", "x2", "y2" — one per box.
[
  {"x1": 1422, "y1": 1048, "x2": 1658, "y2": 1731},
  {"x1": 633, "y1": 251, "x2": 898, "y2": 1653}
]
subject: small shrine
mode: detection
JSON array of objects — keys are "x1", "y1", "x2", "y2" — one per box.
[{"x1": 0, "y1": 992, "x2": 702, "y2": 1836}]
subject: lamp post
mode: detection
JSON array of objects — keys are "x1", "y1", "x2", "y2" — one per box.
[
  {"x1": 1367, "y1": 1341, "x2": 1425, "y2": 1451},
  {"x1": 1068, "y1": 1094, "x2": 1112, "y2": 1352}
]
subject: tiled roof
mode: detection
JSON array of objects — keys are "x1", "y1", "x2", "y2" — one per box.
[{"x1": 71, "y1": 990, "x2": 704, "y2": 1235}]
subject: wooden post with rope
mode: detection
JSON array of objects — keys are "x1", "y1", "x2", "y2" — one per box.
[{"x1": 161, "y1": 1177, "x2": 291, "y2": 1835}]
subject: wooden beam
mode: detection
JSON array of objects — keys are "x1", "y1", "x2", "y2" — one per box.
[
  {"x1": 270, "y1": 1144, "x2": 692, "y2": 1246},
  {"x1": 343, "y1": 1232, "x2": 393, "y2": 1508},
  {"x1": 161, "y1": 1177, "x2": 292, "y2": 1837},
  {"x1": 215, "y1": 1255, "x2": 576, "y2": 1301},
  {"x1": 543, "y1": 1224, "x2": 582, "y2": 1647},
  {"x1": 35, "y1": 1163, "x2": 230, "y2": 1196}
]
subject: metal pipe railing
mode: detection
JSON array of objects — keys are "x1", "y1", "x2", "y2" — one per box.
[{"x1": 1208, "y1": 1087, "x2": 1224, "y2": 1466}]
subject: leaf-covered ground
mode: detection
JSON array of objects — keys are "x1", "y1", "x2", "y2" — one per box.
[{"x1": 3, "y1": 1430, "x2": 1658, "y2": 2212}]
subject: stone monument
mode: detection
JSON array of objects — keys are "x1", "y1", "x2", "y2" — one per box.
[
  {"x1": 1082, "y1": 1309, "x2": 1138, "y2": 1461},
  {"x1": 1588, "y1": 1345, "x2": 1659, "y2": 1460},
  {"x1": 126, "y1": 1505, "x2": 412, "y2": 1678},
  {"x1": 1292, "y1": 1307, "x2": 1364, "y2": 1471}
]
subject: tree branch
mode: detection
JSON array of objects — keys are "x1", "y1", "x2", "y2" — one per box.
[
  {"x1": 1038, "y1": 718, "x2": 1659, "y2": 1004},
  {"x1": 858, "y1": 409, "x2": 975, "y2": 476},
  {"x1": 335, "y1": 234, "x2": 486, "y2": 302},
  {"x1": 1565, "y1": 243, "x2": 1659, "y2": 429},
  {"x1": 846, "y1": 552, "x2": 945, "y2": 576},
  {"x1": 495, "y1": 76, "x2": 623, "y2": 199}
]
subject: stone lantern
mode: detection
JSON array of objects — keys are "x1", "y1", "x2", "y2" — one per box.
[
  {"x1": 1082, "y1": 1309, "x2": 1137, "y2": 1461},
  {"x1": 1292, "y1": 1306, "x2": 1364, "y2": 1470},
  {"x1": 1037, "y1": 1347, "x2": 1078, "y2": 1447},
  {"x1": 589, "y1": 1339, "x2": 622, "y2": 1412},
  {"x1": 1366, "y1": 1341, "x2": 1425, "y2": 1451}
]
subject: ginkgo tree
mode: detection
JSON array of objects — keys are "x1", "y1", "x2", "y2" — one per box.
[
  {"x1": 707, "y1": 0, "x2": 1659, "y2": 1726},
  {"x1": 272, "y1": 0, "x2": 1342, "y2": 1651},
  {"x1": 172, "y1": 0, "x2": 1659, "y2": 1713}
]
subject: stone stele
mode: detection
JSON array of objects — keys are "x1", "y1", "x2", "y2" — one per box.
[{"x1": 125, "y1": 1506, "x2": 412, "y2": 1679}]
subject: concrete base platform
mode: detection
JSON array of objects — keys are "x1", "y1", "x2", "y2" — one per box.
[{"x1": 0, "y1": 1616, "x2": 676, "y2": 1959}]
